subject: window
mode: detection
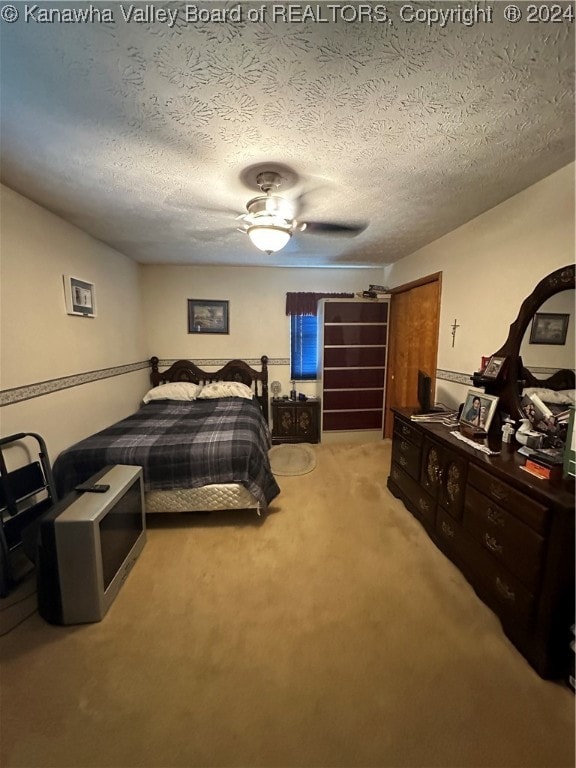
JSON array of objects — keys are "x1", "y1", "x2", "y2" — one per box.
[{"x1": 290, "y1": 314, "x2": 318, "y2": 380}]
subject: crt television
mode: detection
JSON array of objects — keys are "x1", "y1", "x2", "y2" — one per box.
[{"x1": 37, "y1": 465, "x2": 146, "y2": 625}]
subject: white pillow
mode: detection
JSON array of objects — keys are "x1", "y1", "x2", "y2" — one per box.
[
  {"x1": 561, "y1": 389, "x2": 576, "y2": 404},
  {"x1": 523, "y1": 387, "x2": 575, "y2": 406},
  {"x1": 197, "y1": 381, "x2": 254, "y2": 400},
  {"x1": 142, "y1": 382, "x2": 202, "y2": 403}
]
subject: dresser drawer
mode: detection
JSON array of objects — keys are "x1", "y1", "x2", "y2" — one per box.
[
  {"x1": 393, "y1": 417, "x2": 423, "y2": 447},
  {"x1": 389, "y1": 463, "x2": 435, "y2": 527},
  {"x1": 464, "y1": 486, "x2": 544, "y2": 592},
  {"x1": 436, "y1": 509, "x2": 536, "y2": 628},
  {"x1": 460, "y1": 534, "x2": 536, "y2": 630},
  {"x1": 435, "y1": 507, "x2": 461, "y2": 554},
  {"x1": 392, "y1": 433, "x2": 421, "y2": 481},
  {"x1": 468, "y1": 464, "x2": 549, "y2": 534}
]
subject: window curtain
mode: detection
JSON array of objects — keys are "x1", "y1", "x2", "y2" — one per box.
[
  {"x1": 285, "y1": 292, "x2": 354, "y2": 316},
  {"x1": 290, "y1": 315, "x2": 318, "y2": 380}
]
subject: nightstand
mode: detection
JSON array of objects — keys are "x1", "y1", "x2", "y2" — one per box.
[{"x1": 271, "y1": 398, "x2": 321, "y2": 444}]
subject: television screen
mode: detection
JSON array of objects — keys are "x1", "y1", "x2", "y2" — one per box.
[
  {"x1": 417, "y1": 370, "x2": 432, "y2": 414},
  {"x1": 99, "y1": 481, "x2": 143, "y2": 590}
]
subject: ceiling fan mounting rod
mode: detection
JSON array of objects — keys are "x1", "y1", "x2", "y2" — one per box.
[{"x1": 256, "y1": 171, "x2": 283, "y2": 194}]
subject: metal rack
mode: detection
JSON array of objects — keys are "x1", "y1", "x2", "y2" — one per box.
[{"x1": 0, "y1": 433, "x2": 57, "y2": 596}]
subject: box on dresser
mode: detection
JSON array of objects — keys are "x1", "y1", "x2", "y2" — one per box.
[
  {"x1": 521, "y1": 459, "x2": 563, "y2": 482},
  {"x1": 388, "y1": 407, "x2": 575, "y2": 680}
]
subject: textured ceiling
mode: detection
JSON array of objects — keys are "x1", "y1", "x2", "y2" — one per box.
[{"x1": 0, "y1": 2, "x2": 574, "y2": 268}]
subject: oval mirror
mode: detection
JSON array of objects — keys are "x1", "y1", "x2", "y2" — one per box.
[{"x1": 485, "y1": 264, "x2": 575, "y2": 420}]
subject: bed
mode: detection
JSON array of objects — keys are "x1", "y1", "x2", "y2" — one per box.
[
  {"x1": 521, "y1": 366, "x2": 575, "y2": 414},
  {"x1": 52, "y1": 355, "x2": 280, "y2": 515},
  {"x1": 519, "y1": 367, "x2": 575, "y2": 444}
]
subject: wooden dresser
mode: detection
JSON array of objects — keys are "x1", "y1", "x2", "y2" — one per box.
[{"x1": 387, "y1": 407, "x2": 575, "y2": 679}]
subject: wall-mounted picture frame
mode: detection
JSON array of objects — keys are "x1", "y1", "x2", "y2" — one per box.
[
  {"x1": 529, "y1": 312, "x2": 569, "y2": 345},
  {"x1": 188, "y1": 299, "x2": 229, "y2": 334},
  {"x1": 63, "y1": 275, "x2": 96, "y2": 317},
  {"x1": 482, "y1": 355, "x2": 506, "y2": 379},
  {"x1": 459, "y1": 390, "x2": 499, "y2": 432}
]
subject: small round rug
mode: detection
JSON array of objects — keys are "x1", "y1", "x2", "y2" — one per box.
[{"x1": 269, "y1": 443, "x2": 317, "y2": 476}]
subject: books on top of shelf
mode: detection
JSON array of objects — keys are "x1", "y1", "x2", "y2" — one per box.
[
  {"x1": 360, "y1": 284, "x2": 390, "y2": 300},
  {"x1": 361, "y1": 290, "x2": 390, "y2": 299}
]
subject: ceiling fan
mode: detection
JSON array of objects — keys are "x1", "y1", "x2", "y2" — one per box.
[{"x1": 235, "y1": 170, "x2": 367, "y2": 255}]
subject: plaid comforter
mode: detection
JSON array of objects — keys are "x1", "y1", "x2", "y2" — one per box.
[{"x1": 52, "y1": 398, "x2": 280, "y2": 507}]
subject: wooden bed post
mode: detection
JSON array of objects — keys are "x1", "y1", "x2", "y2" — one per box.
[
  {"x1": 150, "y1": 356, "x2": 160, "y2": 386},
  {"x1": 261, "y1": 355, "x2": 269, "y2": 409},
  {"x1": 260, "y1": 355, "x2": 270, "y2": 423}
]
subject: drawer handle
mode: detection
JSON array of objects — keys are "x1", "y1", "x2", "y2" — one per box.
[
  {"x1": 400, "y1": 440, "x2": 410, "y2": 452},
  {"x1": 418, "y1": 498, "x2": 429, "y2": 513},
  {"x1": 402, "y1": 425, "x2": 411, "y2": 436},
  {"x1": 441, "y1": 521, "x2": 454, "y2": 538},
  {"x1": 391, "y1": 468, "x2": 399, "y2": 480},
  {"x1": 489, "y1": 484, "x2": 508, "y2": 502},
  {"x1": 484, "y1": 533, "x2": 503, "y2": 555},
  {"x1": 487, "y1": 507, "x2": 505, "y2": 528},
  {"x1": 495, "y1": 577, "x2": 515, "y2": 603},
  {"x1": 399, "y1": 456, "x2": 407, "y2": 467}
]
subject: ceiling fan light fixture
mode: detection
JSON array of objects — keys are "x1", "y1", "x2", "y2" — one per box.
[
  {"x1": 247, "y1": 224, "x2": 291, "y2": 254},
  {"x1": 246, "y1": 194, "x2": 293, "y2": 219}
]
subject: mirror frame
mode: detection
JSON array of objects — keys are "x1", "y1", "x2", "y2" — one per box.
[{"x1": 482, "y1": 264, "x2": 575, "y2": 420}]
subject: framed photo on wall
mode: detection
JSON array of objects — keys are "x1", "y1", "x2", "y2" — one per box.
[
  {"x1": 529, "y1": 313, "x2": 569, "y2": 345},
  {"x1": 188, "y1": 299, "x2": 229, "y2": 334},
  {"x1": 459, "y1": 390, "x2": 499, "y2": 432},
  {"x1": 63, "y1": 275, "x2": 96, "y2": 317}
]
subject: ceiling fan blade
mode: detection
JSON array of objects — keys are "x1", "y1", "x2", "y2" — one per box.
[
  {"x1": 186, "y1": 227, "x2": 235, "y2": 241},
  {"x1": 300, "y1": 221, "x2": 367, "y2": 236},
  {"x1": 198, "y1": 206, "x2": 245, "y2": 218},
  {"x1": 292, "y1": 185, "x2": 326, "y2": 216}
]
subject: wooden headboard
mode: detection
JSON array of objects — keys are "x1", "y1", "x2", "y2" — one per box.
[
  {"x1": 522, "y1": 367, "x2": 575, "y2": 391},
  {"x1": 150, "y1": 356, "x2": 269, "y2": 422}
]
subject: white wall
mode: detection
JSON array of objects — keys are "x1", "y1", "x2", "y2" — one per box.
[
  {"x1": 141, "y1": 265, "x2": 385, "y2": 398},
  {"x1": 0, "y1": 185, "x2": 148, "y2": 463},
  {"x1": 1, "y1": 162, "x2": 573, "y2": 461},
  {"x1": 384, "y1": 163, "x2": 575, "y2": 408}
]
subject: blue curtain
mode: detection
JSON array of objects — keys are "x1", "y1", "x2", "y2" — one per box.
[
  {"x1": 290, "y1": 314, "x2": 318, "y2": 380},
  {"x1": 286, "y1": 292, "x2": 353, "y2": 381}
]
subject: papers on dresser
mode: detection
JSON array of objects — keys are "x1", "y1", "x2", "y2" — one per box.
[
  {"x1": 450, "y1": 430, "x2": 500, "y2": 455},
  {"x1": 410, "y1": 411, "x2": 456, "y2": 423}
]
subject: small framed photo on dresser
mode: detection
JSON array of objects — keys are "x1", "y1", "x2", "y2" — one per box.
[
  {"x1": 459, "y1": 390, "x2": 499, "y2": 432},
  {"x1": 63, "y1": 275, "x2": 96, "y2": 317},
  {"x1": 482, "y1": 355, "x2": 505, "y2": 379}
]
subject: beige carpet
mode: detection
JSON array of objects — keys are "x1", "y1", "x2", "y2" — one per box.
[
  {"x1": 269, "y1": 443, "x2": 317, "y2": 476},
  {"x1": 0, "y1": 441, "x2": 574, "y2": 768}
]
